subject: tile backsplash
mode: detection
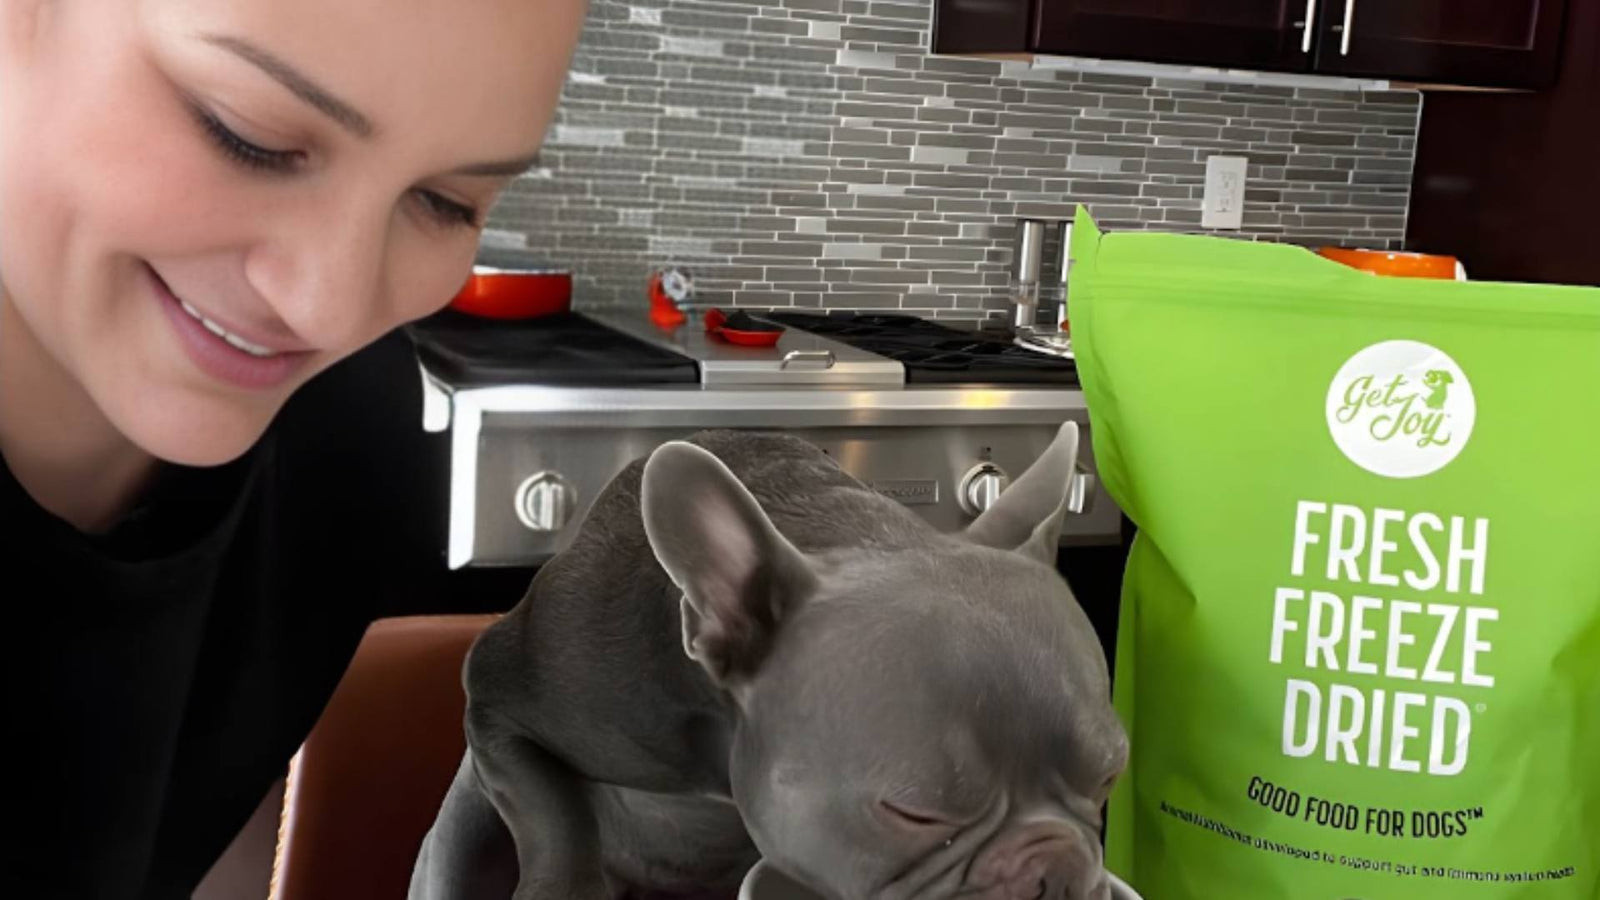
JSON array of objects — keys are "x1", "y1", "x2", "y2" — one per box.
[{"x1": 484, "y1": 0, "x2": 1422, "y2": 318}]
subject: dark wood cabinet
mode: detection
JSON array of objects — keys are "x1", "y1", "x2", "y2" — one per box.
[
  {"x1": 933, "y1": 0, "x2": 1572, "y2": 90},
  {"x1": 931, "y1": 0, "x2": 1032, "y2": 56},
  {"x1": 1032, "y1": 0, "x2": 1315, "y2": 73},
  {"x1": 1406, "y1": 0, "x2": 1600, "y2": 284},
  {"x1": 1313, "y1": 0, "x2": 1569, "y2": 89}
]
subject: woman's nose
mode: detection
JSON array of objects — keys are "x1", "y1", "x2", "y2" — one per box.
[{"x1": 249, "y1": 198, "x2": 394, "y2": 352}]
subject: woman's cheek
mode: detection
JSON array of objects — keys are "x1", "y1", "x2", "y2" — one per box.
[
  {"x1": 390, "y1": 225, "x2": 481, "y2": 324},
  {"x1": 84, "y1": 121, "x2": 267, "y2": 258}
]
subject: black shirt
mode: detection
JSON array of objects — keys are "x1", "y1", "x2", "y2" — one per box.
[{"x1": 6, "y1": 331, "x2": 531, "y2": 899}]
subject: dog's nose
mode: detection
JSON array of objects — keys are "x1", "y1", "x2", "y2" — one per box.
[
  {"x1": 989, "y1": 839, "x2": 1069, "y2": 899},
  {"x1": 971, "y1": 817, "x2": 1108, "y2": 900},
  {"x1": 1062, "y1": 868, "x2": 1112, "y2": 900}
]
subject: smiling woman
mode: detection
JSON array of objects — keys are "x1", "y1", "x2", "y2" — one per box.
[{"x1": 0, "y1": 0, "x2": 586, "y2": 896}]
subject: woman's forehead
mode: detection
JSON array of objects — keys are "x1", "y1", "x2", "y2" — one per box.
[{"x1": 139, "y1": 0, "x2": 584, "y2": 154}]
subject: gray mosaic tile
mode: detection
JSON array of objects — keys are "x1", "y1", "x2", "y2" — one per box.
[{"x1": 500, "y1": 0, "x2": 1419, "y2": 313}]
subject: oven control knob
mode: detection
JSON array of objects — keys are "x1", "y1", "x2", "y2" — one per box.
[
  {"x1": 1067, "y1": 469, "x2": 1097, "y2": 515},
  {"x1": 958, "y1": 463, "x2": 1011, "y2": 516},
  {"x1": 514, "y1": 472, "x2": 575, "y2": 533}
]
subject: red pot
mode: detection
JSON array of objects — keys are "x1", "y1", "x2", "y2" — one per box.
[{"x1": 448, "y1": 266, "x2": 573, "y2": 319}]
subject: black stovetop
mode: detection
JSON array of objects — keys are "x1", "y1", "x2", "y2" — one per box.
[
  {"x1": 408, "y1": 309, "x2": 1077, "y2": 388},
  {"x1": 406, "y1": 310, "x2": 699, "y2": 386},
  {"x1": 763, "y1": 311, "x2": 1078, "y2": 386}
]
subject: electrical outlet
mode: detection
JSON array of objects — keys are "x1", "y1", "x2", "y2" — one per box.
[{"x1": 1202, "y1": 155, "x2": 1248, "y2": 230}]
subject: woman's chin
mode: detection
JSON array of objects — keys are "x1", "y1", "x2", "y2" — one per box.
[{"x1": 109, "y1": 392, "x2": 278, "y2": 469}]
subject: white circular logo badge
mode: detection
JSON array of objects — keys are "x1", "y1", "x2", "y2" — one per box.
[{"x1": 1325, "y1": 340, "x2": 1475, "y2": 479}]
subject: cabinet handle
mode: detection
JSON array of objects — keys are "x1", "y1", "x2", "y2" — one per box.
[
  {"x1": 1339, "y1": 0, "x2": 1356, "y2": 54},
  {"x1": 1298, "y1": 0, "x2": 1318, "y2": 53}
]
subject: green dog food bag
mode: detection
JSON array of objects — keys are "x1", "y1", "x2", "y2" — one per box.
[{"x1": 1069, "y1": 207, "x2": 1600, "y2": 899}]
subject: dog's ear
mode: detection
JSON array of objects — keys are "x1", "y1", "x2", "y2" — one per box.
[
  {"x1": 642, "y1": 441, "x2": 816, "y2": 683},
  {"x1": 964, "y1": 421, "x2": 1081, "y2": 565}
]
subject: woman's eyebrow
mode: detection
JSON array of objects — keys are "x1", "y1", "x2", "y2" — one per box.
[
  {"x1": 451, "y1": 154, "x2": 543, "y2": 177},
  {"x1": 199, "y1": 33, "x2": 375, "y2": 139}
]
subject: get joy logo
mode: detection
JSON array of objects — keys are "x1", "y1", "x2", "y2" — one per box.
[{"x1": 1326, "y1": 340, "x2": 1476, "y2": 479}]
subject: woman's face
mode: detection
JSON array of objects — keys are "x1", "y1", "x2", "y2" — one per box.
[{"x1": 0, "y1": 0, "x2": 585, "y2": 465}]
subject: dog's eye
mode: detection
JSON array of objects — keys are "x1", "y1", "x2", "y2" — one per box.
[{"x1": 880, "y1": 800, "x2": 949, "y2": 828}]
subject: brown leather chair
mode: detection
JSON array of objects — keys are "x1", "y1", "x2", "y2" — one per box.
[{"x1": 269, "y1": 615, "x2": 498, "y2": 900}]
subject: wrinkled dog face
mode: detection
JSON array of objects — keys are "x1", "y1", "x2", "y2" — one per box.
[{"x1": 643, "y1": 424, "x2": 1128, "y2": 900}]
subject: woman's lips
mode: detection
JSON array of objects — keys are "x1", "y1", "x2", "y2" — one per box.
[{"x1": 147, "y1": 263, "x2": 313, "y2": 391}]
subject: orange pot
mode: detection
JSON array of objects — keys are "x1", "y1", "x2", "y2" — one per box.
[{"x1": 1316, "y1": 247, "x2": 1461, "y2": 280}]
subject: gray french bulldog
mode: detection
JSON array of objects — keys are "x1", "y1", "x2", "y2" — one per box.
[{"x1": 411, "y1": 423, "x2": 1127, "y2": 900}]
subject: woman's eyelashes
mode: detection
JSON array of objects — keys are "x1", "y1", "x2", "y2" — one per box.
[
  {"x1": 191, "y1": 104, "x2": 302, "y2": 173},
  {"x1": 190, "y1": 103, "x2": 481, "y2": 230},
  {"x1": 413, "y1": 189, "x2": 481, "y2": 229}
]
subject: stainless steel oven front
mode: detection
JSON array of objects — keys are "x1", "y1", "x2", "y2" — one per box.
[{"x1": 423, "y1": 376, "x2": 1123, "y2": 569}]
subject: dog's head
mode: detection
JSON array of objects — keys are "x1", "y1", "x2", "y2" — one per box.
[{"x1": 642, "y1": 424, "x2": 1127, "y2": 900}]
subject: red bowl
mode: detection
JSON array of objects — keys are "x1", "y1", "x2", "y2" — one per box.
[
  {"x1": 705, "y1": 308, "x2": 784, "y2": 347},
  {"x1": 449, "y1": 267, "x2": 573, "y2": 319},
  {"x1": 719, "y1": 328, "x2": 783, "y2": 347}
]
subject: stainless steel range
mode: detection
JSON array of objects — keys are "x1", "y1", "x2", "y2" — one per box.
[{"x1": 409, "y1": 307, "x2": 1123, "y2": 570}]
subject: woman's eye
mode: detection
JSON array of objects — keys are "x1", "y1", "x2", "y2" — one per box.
[
  {"x1": 413, "y1": 190, "x2": 481, "y2": 229},
  {"x1": 191, "y1": 105, "x2": 301, "y2": 174},
  {"x1": 189, "y1": 99, "x2": 479, "y2": 230}
]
